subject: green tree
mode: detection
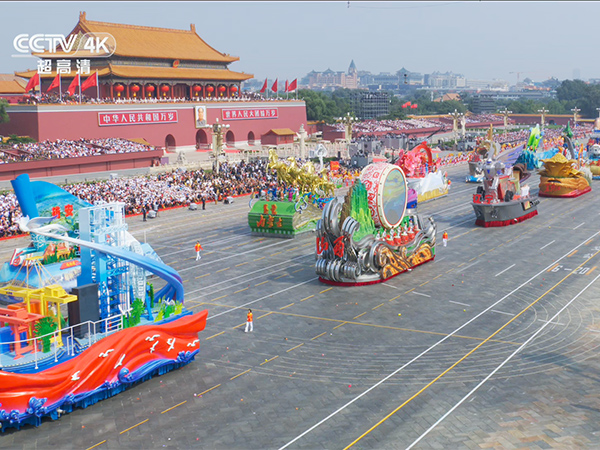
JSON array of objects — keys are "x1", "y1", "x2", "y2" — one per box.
[
  {"x1": 0, "y1": 99, "x2": 9, "y2": 124},
  {"x1": 34, "y1": 316, "x2": 58, "y2": 353}
]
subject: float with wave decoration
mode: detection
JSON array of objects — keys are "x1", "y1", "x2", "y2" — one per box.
[
  {"x1": 0, "y1": 174, "x2": 208, "y2": 431},
  {"x1": 315, "y1": 162, "x2": 435, "y2": 286}
]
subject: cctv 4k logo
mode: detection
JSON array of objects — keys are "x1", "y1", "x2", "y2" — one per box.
[{"x1": 13, "y1": 32, "x2": 116, "y2": 58}]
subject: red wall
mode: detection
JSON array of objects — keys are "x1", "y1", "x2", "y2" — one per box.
[
  {"x1": 0, "y1": 101, "x2": 307, "y2": 150},
  {"x1": 0, "y1": 149, "x2": 163, "y2": 181}
]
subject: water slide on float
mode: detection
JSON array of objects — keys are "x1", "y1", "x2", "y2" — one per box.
[{"x1": 0, "y1": 174, "x2": 207, "y2": 431}]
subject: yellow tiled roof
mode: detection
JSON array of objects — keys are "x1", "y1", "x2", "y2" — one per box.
[
  {"x1": 15, "y1": 65, "x2": 252, "y2": 82},
  {"x1": 265, "y1": 128, "x2": 296, "y2": 136},
  {"x1": 107, "y1": 65, "x2": 252, "y2": 81},
  {"x1": 0, "y1": 74, "x2": 27, "y2": 93},
  {"x1": 69, "y1": 13, "x2": 239, "y2": 63},
  {"x1": 15, "y1": 68, "x2": 111, "y2": 79}
]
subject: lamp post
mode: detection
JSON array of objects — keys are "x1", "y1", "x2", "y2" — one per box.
[
  {"x1": 212, "y1": 118, "x2": 230, "y2": 173},
  {"x1": 571, "y1": 107, "x2": 581, "y2": 128},
  {"x1": 498, "y1": 107, "x2": 512, "y2": 139},
  {"x1": 538, "y1": 107, "x2": 549, "y2": 132},
  {"x1": 596, "y1": 107, "x2": 600, "y2": 119}
]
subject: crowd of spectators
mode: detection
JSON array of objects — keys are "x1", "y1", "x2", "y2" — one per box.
[
  {"x1": 19, "y1": 91, "x2": 288, "y2": 106},
  {"x1": 0, "y1": 138, "x2": 154, "y2": 163},
  {"x1": 0, "y1": 159, "x2": 360, "y2": 238},
  {"x1": 63, "y1": 160, "x2": 273, "y2": 216}
]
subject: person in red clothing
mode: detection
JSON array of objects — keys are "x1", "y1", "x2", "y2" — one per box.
[
  {"x1": 245, "y1": 309, "x2": 253, "y2": 333},
  {"x1": 442, "y1": 231, "x2": 448, "y2": 247},
  {"x1": 195, "y1": 241, "x2": 203, "y2": 261}
]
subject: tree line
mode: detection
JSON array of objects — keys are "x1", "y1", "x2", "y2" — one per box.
[{"x1": 299, "y1": 80, "x2": 600, "y2": 122}]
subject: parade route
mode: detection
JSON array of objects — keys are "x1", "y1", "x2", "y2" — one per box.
[{"x1": 4, "y1": 163, "x2": 600, "y2": 449}]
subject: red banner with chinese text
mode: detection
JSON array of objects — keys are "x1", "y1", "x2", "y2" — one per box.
[
  {"x1": 222, "y1": 108, "x2": 279, "y2": 121},
  {"x1": 98, "y1": 110, "x2": 178, "y2": 126}
]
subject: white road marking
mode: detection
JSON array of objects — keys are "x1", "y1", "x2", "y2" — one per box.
[
  {"x1": 443, "y1": 217, "x2": 474, "y2": 231},
  {"x1": 491, "y1": 310, "x2": 514, "y2": 316},
  {"x1": 279, "y1": 230, "x2": 600, "y2": 450},
  {"x1": 207, "y1": 278, "x2": 318, "y2": 320},
  {"x1": 186, "y1": 252, "x2": 312, "y2": 297},
  {"x1": 449, "y1": 301, "x2": 470, "y2": 307},
  {"x1": 412, "y1": 292, "x2": 431, "y2": 298},
  {"x1": 540, "y1": 240, "x2": 555, "y2": 250},
  {"x1": 495, "y1": 264, "x2": 515, "y2": 277},
  {"x1": 537, "y1": 319, "x2": 564, "y2": 326},
  {"x1": 459, "y1": 261, "x2": 478, "y2": 272},
  {"x1": 406, "y1": 272, "x2": 600, "y2": 450},
  {"x1": 178, "y1": 240, "x2": 294, "y2": 273},
  {"x1": 573, "y1": 222, "x2": 585, "y2": 230}
]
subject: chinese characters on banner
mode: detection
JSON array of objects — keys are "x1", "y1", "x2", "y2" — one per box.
[
  {"x1": 255, "y1": 203, "x2": 283, "y2": 229},
  {"x1": 98, "y1": 110, "x2": 178, "y2": 126},
  {"x1": 51, "y1": 204, "x2": 74, "y2": 219},
  {"x1": 37, "y1": 59, "x2": 91, "y2": 75},
  {"x1": 222, "y1": 108, "x2": 278, "y2": 121}
]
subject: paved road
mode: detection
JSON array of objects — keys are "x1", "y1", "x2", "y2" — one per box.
[{"x1": 4, "y1": 163, "x2": 600, "y2": 449}]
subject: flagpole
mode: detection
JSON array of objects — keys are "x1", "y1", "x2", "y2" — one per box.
[
  {"x1": 96, "y1": 71, "x2": 99, "y2": 101},
  {"x1": 59, "y1": 73, "x2": 62, "y2": 99},
  {"x1": 78, "y1": 74, "x2": 81, "y2": 104}
]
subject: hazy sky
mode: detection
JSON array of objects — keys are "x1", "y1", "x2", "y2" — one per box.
[{"x1": 1, "y1": 1, "x2": 597, "y2": 83}]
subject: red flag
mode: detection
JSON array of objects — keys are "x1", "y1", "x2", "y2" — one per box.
[
  {"x1": 259, "y1": 78, "x2": 268, "y2": 93},
  {"x1": 271, "y1": 79, "x2": 278, "y2": 93},
  {"x1": 81, "y1": 71, "x2": 98, "y2": 91},
  {"x1": 67, "y1": 74, "x2": 80, "y2": 96},
  {"x1": 287, "y1": 79, "x2": 297, "y2": 92},
  {"x1": 47, "y1": 73, "x2": 60, "y2": 92},
  {"x1": 284, "y1": 80, "x2": 288, "y2": 92},
  {"x1": 25, "y1": 73, "x2": 40, "y2": 92}
]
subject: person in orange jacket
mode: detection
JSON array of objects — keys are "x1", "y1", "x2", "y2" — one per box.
[
  {"x1": 195, "y1": 240, "x2": 203, "y2": 261},
  {"x1": 245, "y1": 309, "x2": 253, "y2": 333},
  {"x1": 442, "y1": 231, "x2": 448, "y2": 247}
]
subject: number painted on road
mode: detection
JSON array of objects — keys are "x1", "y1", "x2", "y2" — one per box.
[
  {"x1": 575, "y1": 267, "x2": 590, "y2": 275},
  {"x1": 551, "y1": 265, "x2": 563, "y2": 272}
]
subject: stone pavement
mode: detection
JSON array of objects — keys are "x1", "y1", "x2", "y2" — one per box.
[{"x1": 3, "y1": 164, "x2": 600, "y2": 449}]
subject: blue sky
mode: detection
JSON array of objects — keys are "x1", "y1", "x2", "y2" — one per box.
[{"x1": 1, "y1": 1, "x2": 597, "y2": 83}]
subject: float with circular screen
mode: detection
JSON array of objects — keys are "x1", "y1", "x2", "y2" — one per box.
[{"x1": 360, "y1": 163, "x2": 407, "y2": 229}]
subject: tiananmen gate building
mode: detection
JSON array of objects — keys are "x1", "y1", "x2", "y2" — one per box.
[{"x1": 0, "y1": 12, "x2": 307, "y2": 153}]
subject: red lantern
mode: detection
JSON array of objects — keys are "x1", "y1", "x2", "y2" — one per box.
[
  {"x1": 114, "y1": 84, "x2": 124, "y2": 97},
  {"x1": 131, "y1": 85, "x2": 140, "y2": 93},
  {"x1": 146, "y1": 85, "x2": 155, "y2": 93},
  {"x1": 230, "y1": 86, "x2": 238, "y2": 93},
  {"x1": 161, "y1": 85, "x2": 170, "y2": 93},
  {"x1": 193, "y1": 85, "x2": 202, "y2": 92},
  {"x1": 218, "y1": 86, "x2": 226, "y2": 93},
  {"x1": 206, "y1": 86, "x2": 214, "y2": 93}
]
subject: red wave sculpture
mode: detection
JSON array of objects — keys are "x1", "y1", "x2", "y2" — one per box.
[{"x1": 0, "y1": 310, "x2": 208, "y2": 422}]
